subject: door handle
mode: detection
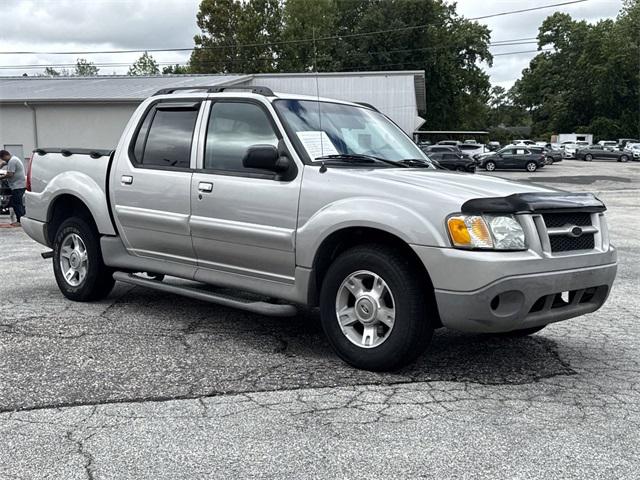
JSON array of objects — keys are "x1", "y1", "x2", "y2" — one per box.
[
  {"x1": 198, "y1": 182, "x2": 213, "y2": 193},
  {"x1": 121, "y1": 175, "x2": 133, "y2": 185}
]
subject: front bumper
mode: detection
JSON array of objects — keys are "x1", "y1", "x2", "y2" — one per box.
[
  {"x1": 433, "y1": 263, "x2": 616, "y2": 333},
  {"x1": 411, "y1": 242, "x2": 617, "y2": 333}
]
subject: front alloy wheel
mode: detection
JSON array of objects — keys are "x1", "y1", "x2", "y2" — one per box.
[
  {"x1": 319, "y1": 245, "x2": 433, "y2": 371},
  {"x1": 485, "y1": 161, "x2": 496, "y2": 171},
  {"x1": 336, "y1": 270, "x2": 395, "y2": 348}
]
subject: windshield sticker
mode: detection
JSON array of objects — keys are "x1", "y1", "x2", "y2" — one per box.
[{"x1": 296, "y1": 131, "x2": 339, "y2": 160}]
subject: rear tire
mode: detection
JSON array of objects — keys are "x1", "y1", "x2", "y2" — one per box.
[
  {"x1": 620, "y1": 154, "x2": 629, "y2": 162},
  {"x1": 493, "y1": 325, "x2": 546, "y2": 337},
  {"x1": 484, "y1": 161, "x2": 496, "y2": 172},
  {"x1": 585, "y1": 154, "x2": 593, "y2": 161},
  {"x1": 319, "y1": 244, "x2": 433, "y2": 371},
  {"x1": 546, "y1": 156, "x2": 554, "y2": 165},
  {"x1": 52, "y1": 217, "x2": 115, "y2": 301},
  {"x1": 525, "y1": 161, "x2": 538, "y2": 172}
]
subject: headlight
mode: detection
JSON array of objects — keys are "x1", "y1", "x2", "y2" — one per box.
[{"x1": 447, "y1": 214, "x2": 526, "y2": 250}]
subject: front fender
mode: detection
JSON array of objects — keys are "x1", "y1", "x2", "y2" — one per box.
[
  {"x1": 29, "y1": 171, "x2": 115, "y2": 235},
  {"x1": 295, "y1": 197, "x2": 445, "y2": 268}
]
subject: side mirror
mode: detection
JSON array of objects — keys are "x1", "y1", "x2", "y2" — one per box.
[{"x1": 242, "y1": 144, "x2": 290, "y2": 173}]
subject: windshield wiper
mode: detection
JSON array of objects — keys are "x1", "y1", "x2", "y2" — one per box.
[
  {"x1": 315, "y1": 153, "x2": 409, "y2": 168},
  {"x1": 396, "y1": 158, "x2": 433, "y2": 168}
]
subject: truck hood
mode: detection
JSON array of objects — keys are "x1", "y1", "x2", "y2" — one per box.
[{"x1": 364, "y1": 168, "x2": 557, "y2": 206}]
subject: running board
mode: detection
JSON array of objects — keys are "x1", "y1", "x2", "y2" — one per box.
[{"x1": 112, "y1": 271, "x2": 297, "y2": 317}]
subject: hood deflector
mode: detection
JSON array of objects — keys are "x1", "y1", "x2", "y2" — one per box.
[{"x1": 461, "y1": 192, "x2": 606, "y2": 215}]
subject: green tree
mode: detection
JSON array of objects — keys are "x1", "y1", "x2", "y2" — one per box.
[
  {"x1": 189, "y1": 0, "x2": 493, "y2": 128},
  {"x1": 511, "y1": 1, "x2": 639, "y2": 139},
  {"x1": 190, "y1": 0, "x2": 243, "y2": 73},
  {"x1": 43, "y1": 67, "x2": 61, "y2": 76},
  {"x1": 128, "y1": 52, "x2": 160, "y2": 75},
  {"x1": 162, "y1": 64, "x2": 191, "y2": 74},
  {"x1": 74, "y1": 58, "x2": 99, "y2": 76}
]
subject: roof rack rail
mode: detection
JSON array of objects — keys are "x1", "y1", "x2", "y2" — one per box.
[{"x1": 153, "y1": 85, "x2": 275, "y2": 96}]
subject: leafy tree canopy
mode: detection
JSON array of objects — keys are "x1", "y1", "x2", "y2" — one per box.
[
  {"x1": 128, "y1": 52, "x2": 160, "y2": 76},
  {"x1": 189, "y1": 0, "x2": 493, "y2": 129},
  {"x1": 74, "y1": 58, "x2": 99, "y2": 76},
  {"x1": 510, "y1": 0, "x2": 639, "y2": 139}
]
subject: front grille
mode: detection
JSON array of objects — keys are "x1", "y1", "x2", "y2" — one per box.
[
  {"x1": 543, "y1": 212, "x2": 592, "y2": 228},
  {"x1": 550, "y1": 234, "x2": 595, "y2": 252},
  {"x1": 539, "y1": 212, "x2": 597, "y2": 253}
]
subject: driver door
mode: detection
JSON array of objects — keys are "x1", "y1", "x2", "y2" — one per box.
[{"x1": 190, "y1": 99, "x2": 301, "y2": 283}]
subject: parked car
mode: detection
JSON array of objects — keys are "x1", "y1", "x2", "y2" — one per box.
[
  {"x1": 562, "y1": 143, "x2": 579, "y2": 159},
  {"x1": 626, "y1": 143, "x2": 640, "y2": 160},
  {"x1": 618, "y1": 138, "x2": 640, "y2": 149},
  {"x1": 527, "y1": 146, "x2": 563, "y2": 164},
  {"x1": 424, "y1": 144, "x2": 475, "y2": 162},
  {"x1": 597, "y1": 140, "x2": 618, "y2": 151},
  {"x1": 478, "y1": 147, "x2": 546, "y2": 172},
  {"x1": 423, "y1": 151, "x2": 476, "y2": 172},
  {"x1": 436, "y1": 140, "x2": 461, "y2": 146},
  {"x1": 457, "y1": 143, "x2": 488, "y2": 158},
  {"x1": 576, "y1": 145, "x2": 633, "y2": 162},
  {"x1": 20, "y1": 86, "x2": 617, "y2": 371},
  {"x1": 487, "y1": 141, "x2": 501, "y2": 151},
  {"x1": 513, "y1": 139, "x2": 536, "y2": 146}
]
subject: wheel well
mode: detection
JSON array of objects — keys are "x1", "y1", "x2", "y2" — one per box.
[
  {"x1": 310, "y1": 227, "x2": 441, "y2": 326},
  {"x1": 46, "y1": 195, "x2": 98, "y2": 246}
]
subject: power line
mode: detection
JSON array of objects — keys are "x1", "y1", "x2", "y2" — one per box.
[
  {"x1": 0, "y1": 0, "x2": 585, "y2": 56},
  {"x1": 0, "y1": 39, "x2": 543, "y2": 70},
  {"x1": 0, "y1": 47, "x2": 554, "y2": 72}
]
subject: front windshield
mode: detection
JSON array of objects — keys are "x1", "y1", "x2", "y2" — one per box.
[{"x1": 274, "y1": 99, "x2": 431, "y2": 164}]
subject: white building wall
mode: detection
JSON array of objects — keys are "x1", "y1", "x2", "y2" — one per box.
[
  {"x1": 36, "y1": 103, "x2": 138, "y2": 150},
  {"x1": 246, "y1": 73, "x2": 422, "y2": 134},
  {"x1": 0, "y1": 105, "x2": 35, "y2": 159},
  {"x1": 0, "y1": 102, "x2": 138, "y2": 157}
]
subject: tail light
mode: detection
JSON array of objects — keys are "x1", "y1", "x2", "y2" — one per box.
[{"x1": 26, "y1": 155, "x2": 33, "y2": 192}]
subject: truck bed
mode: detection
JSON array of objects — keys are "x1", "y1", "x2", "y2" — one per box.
[{"x1": 26, "y1": 147, "x2": 116, "y2": 236}]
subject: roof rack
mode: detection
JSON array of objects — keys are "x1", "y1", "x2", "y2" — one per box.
[{"x1": 153, "y1": 85, "x2": 275, "y2": 96}]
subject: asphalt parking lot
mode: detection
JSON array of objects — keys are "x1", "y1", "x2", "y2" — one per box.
[{"x1": 1, "y1": 159, "x2": 639, "y2": 479}]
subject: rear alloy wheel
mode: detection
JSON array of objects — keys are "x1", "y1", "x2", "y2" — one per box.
[
  {"x1": 53, "y1": 217, "x2": 115, "y2": 301},
  {"x1": 525, "y1": 161, "x2": 538, "y2": 172},
  {"x1": 585, "y1": 154, "x2": 593, "y2": 161},
  {"x1": 484, "y1": 161, "x2": 496, "y2": 172},
  {"x1": 620, "y1": 154, "x2": 629, "y2": 162},
  {"x1": 320, "y1": 245, "x2": 433, "y2": 371},
  {"x1": 546, "y1": 156, "x2": 554, "y2": 165}
]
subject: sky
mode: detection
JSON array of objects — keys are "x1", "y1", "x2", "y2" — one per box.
[{"x1": 0, "y1": 0, "x2": 624, "y2": 88}]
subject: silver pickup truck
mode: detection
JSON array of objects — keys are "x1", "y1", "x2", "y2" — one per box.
[{"x1": 22, "y1": 86, "x2": 617, "y2": 371}]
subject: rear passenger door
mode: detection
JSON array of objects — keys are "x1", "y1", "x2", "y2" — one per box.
[
  {"x1": 189, "y1": 99, "x2": 301, "y2": 283},
  {"x1": 111, "y1": 100, "x2": 203, "y2": 264}
]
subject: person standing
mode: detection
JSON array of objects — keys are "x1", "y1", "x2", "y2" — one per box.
[{"x1": 0, "y1": 150, "x2": 26, "y2": 226}]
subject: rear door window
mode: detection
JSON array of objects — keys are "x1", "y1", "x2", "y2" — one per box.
[{"x1": 131, "y1": 103, "x2": 200, "y2": 169}]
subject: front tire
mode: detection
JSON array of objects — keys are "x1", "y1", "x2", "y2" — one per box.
[
  {"x1": 525, "y1": 161, "x2": 538, "y2": 172},
  {"x1": 585, "y1": 154, "x2": 593, "y2": 161},
  {"x1": 53, "y1": 217, "x2": 115, "y2": 301},
  {"x1": 484, "y1": 161, "x2": 496, "y2": 171},
  {"x1": 620, "y1": 154, "x2": 629, "y2": 162},
  {"x1": 319, "y1": 245, "x2": 433, "y2": 371},
  {"x1": 546, "y1": 156, "x2": 554, "y2": 165}
]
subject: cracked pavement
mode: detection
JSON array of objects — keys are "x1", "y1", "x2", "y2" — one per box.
[{"x1": 1, "y1": 160, "x2": 639, "y2": 479}]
